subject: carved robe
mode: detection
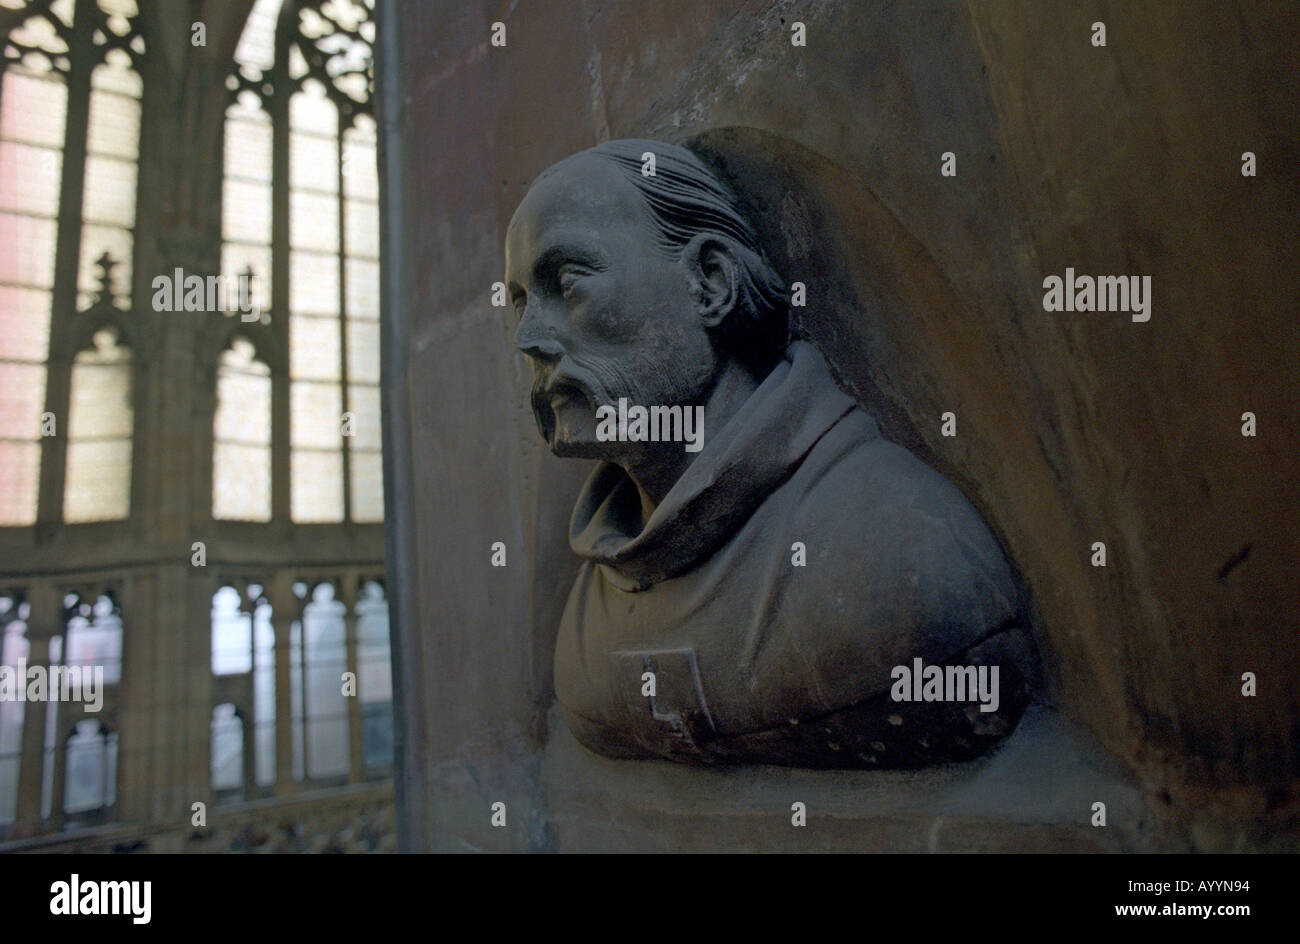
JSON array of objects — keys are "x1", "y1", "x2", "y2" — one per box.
[{"x1": 555, "y1": 340, "x2": 1033, "y2": 767}]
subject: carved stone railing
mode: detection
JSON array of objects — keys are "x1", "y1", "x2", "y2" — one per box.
[{"x1": 0, "y1": 559, "x2": 392, "y2": 844}]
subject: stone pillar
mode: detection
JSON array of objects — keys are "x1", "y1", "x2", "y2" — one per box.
[
  {"x1": 267, "y1": 572, "x2": 297, "y2": 795},
  {"x1": 12, "y1": 583, "x2": 58, "y2": 837},
  {"x1": 342, "y1": 574, "x2": 363, "y2": 783}
]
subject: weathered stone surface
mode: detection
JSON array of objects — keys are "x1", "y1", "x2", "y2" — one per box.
[{"x1": 380, "y1": 0, "x2": 1299, "y2": 851}]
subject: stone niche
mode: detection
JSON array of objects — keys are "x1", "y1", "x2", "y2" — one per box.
[{"x1": 378, "y1": 0, "x2": 1299, "y2": 852}]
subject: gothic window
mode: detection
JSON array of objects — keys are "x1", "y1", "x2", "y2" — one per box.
[
  {"x1": 63, "y1": 717, "x2": 115, "y2": 820},
  {"x1": 0, "y1": 0, "x2": 69, "y2": 525},
  {"x1": 210, "y1": 702, "x2": 244, "y2": 797},
  {"x1": 298, "y1": 580, "x2": 347, "y2": 780},
  {"x1": 0, "y1": 0, "x2": 144, "y2": 525},
  {"x1": 209, "y1": 583, "x2": 275, "y2": 792},
  {"x1": 77, "y1": 34, "x2": 139, "y2": 309},
  {"x1": 62, "y1": 590, "x2": 121, "y2": 686},
  {"x1": 219, "y1": 0, "x2": 381, "y2": 525},
  {"x1": 213, "y1": 338, "x2": 273, "y2": 521}
]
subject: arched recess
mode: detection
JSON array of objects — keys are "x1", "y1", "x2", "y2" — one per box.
[
  {"x1": 353, "y1": 578, "x2": 392, "y2": 772},
  {"x1": 210, "y1": 581, "x2": 275, "y2": 792},
  {"x1": 678, "y1": 126, "x2": 1085, "y2": 704},
  {"x1": 62, "y1": 718, "x2": 117, "y2": 825},
  {"x1": 210, "y1": 702, "x2": 253, "y2": 802},
  {"x1": 293, "y1": 578, "x2": 348, "y2": 782}
]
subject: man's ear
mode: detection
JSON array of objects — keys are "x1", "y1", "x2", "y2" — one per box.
[{"x1": 680, "y1": 234, "x2": 739, "y2": 328}]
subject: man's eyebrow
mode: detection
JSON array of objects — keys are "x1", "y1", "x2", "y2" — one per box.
[{"x1": 533, "y1": 243, "x2": 606, "y2": 278}]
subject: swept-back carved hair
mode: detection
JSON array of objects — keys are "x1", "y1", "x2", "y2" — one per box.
[{"x1": 543, "y1": 139, "x2": 790, "y2": 366}]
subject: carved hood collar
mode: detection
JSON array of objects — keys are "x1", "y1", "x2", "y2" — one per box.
[{"x1": 569, "y1": 340, "x2": 863, "y2": 591}]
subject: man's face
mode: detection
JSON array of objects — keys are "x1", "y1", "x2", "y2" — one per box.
[{"x1": 505, "y1": 155, "x2": 716, "y2": 459}]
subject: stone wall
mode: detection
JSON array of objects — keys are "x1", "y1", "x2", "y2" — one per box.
[{"x1": 378, "y1": 0, "x2": 1299, "y2": 852}]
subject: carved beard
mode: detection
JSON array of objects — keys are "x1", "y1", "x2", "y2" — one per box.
[{"x1": 530, "y1": 348, "x2": 710, "y2": 459}]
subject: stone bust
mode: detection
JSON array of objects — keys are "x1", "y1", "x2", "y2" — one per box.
[{"x1": 505, "y1": 139, "x2": 1034, "y2": 768}]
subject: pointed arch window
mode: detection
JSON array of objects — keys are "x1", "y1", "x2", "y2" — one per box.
[
  {"x1": 77, "y1": 44, "x2": 139, "y2": 309},
  {"x1": 0, "y1": 0, "x2": 70, "y2": 525},
  {"x1": 64, "y1": 325, "x2": 131, "y2": 521},
  {"x1": 220, "y1": 0, "x2": 381, "y2": 526},
  {"x1": 0, "y1": 0, "x2": 145, "y2": 525},
  {"x1": 213, "y1": 338, "x2": 272, "y2": 521}
]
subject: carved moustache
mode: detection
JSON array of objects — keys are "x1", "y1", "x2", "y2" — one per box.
[{"x1": 529, "y1": 357, "x2": 612, "y2": 442}]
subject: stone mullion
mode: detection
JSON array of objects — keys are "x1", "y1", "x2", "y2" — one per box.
[
  {"x1": 337, "y1": 119, "x2": 352, "y2": 523},
  {"x1": 270, "y1": 77, "x2": 292, "y2": 523},
  {"x1": 35, "y1": 0, "x2": 96, "y2": 531},
  {"x1": 342, "y1": 572, "x2": 362, "y2": 782},
  {"x1": 44, "y1": 591, "x2": 68, "y2": 830},
  {"x1": 12, "y1": 581, "x2": 58, "y2": 837},
  {"x1": 267, "y1": 572, "x2": 297, "y2": 795}
]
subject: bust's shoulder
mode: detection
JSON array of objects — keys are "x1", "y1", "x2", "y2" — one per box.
[{"x1": 778, "y1": 406, "x2": 1019, "y2": 614}]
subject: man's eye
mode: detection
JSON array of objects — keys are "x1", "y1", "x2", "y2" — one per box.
[{"x1": 558, "y1": 269, "x2": 586, "y2": 298}]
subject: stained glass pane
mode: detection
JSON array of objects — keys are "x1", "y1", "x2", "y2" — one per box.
[
  {"x1": 213, "y1": 442, "x2": 271, "y2": 521},
  {"x1": 82, "y1": 154, "x2": 136, "y2": 226},
  {"x1": 86, "y1": 83, "x2": 140, "y2": 159},
  {"x1": 210, "y1": 588, "x2": 252, "y2": 675},
  {"x1": 290, "y1": 83, "x2": 337, "y2": 138},
  {"x1": 223, "y1": 178, "x2": 271, "y2": 245},
  {"x1": 290, "y1": 131, "x2": 338, "y2": 193},
  {"x1": 345, "y1": 258, "x2": 378, "y2": 320},
  {"x1": 0, "y1": 441, "x2": 40, "y2": 525},
  {"x1": 345, "y1": 319, "x2": 378, "y2": 383},
  {"x1": 290, "y1": 315, "x2": 341, "y2": 381},
  {"x1": 214, "y1": 369, "x2": 271, "y2": 446},
  {"x1": 349, "y1": 450, "x2": 383, "y2": 523},
  {"x1": 0, "y1": 286, "x2": 52, "y2": 361},
  {"x1": 234, "y1": 0, "x2": 285, "y2": 73},
  {"x1": 67, "y1": 350, "x2": 131, "y2": 440},
  {"x1": 290, "y1": 189, "x2": 338, "y2": 251},
  {"x1": 0, "y1": 141, "x2": 61, "y2": 215},
  {"x1": 210, "y1": 704, "x2": 243, "y2": 791},
  {"x1": 64, "y1": 721, "x2": 110, "y2": 813},
  {"x1": 213, "y1": 340, "x2": 272, "y2": 521},
  {"x1": 342, "y1": 121, "x2": 377, "y2": 201},
  {"x1": 64, "y1": 332, "x2": 132, "y2": 522},
  {"x1": 63, "y1": 439, "x2": 131, "y2": 521},
  {"x1": 347, "y1": 383, "x2": 380, "y2": 449},
  {"x1": 0, "y1": 212, "x2": 56, "y2": 287},
  {"x1": 224, "y1": 107, "x2": 272, "y2": 183},
  {"x1": 344, "y1": 196, "x2": 378, "y2": 259},
  {"x1": 290, "y1": 380, "x2": 341, "y2": 448},
  {"x1": 49, "y1": 0, "x2": 76, "y2": 28},
  {"x1": 89, "y1": 49, "x2": 140, "y2": 96},
  {"x1": 289, "y1": 250, "x2": 339, "y2": 315},
  {"x1": 6, "y1": 14, "x2": 66, "y2": 56},
  {"x1": 0, "y1": 70, "x2": 67, "y2": 149},
  {"x1": 302, "y1": 585, "x2": 347, "y2": 774},
  {"x1": 0, "y1": 361, "x2": 46, "y2": 438},
  {"x1": 291, "y1": 448, "x2": 343, "y2": 522},
  {"x1": 96, "y1": 1, "x2": 140, "y2": 24},
  {"x1": 288, "y1": 42, "x2": 308, "y2": 80}
]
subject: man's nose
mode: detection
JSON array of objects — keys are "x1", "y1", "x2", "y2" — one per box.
[{"x1": 514, "y1": 299, "x2": 564, "y2": 362}]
